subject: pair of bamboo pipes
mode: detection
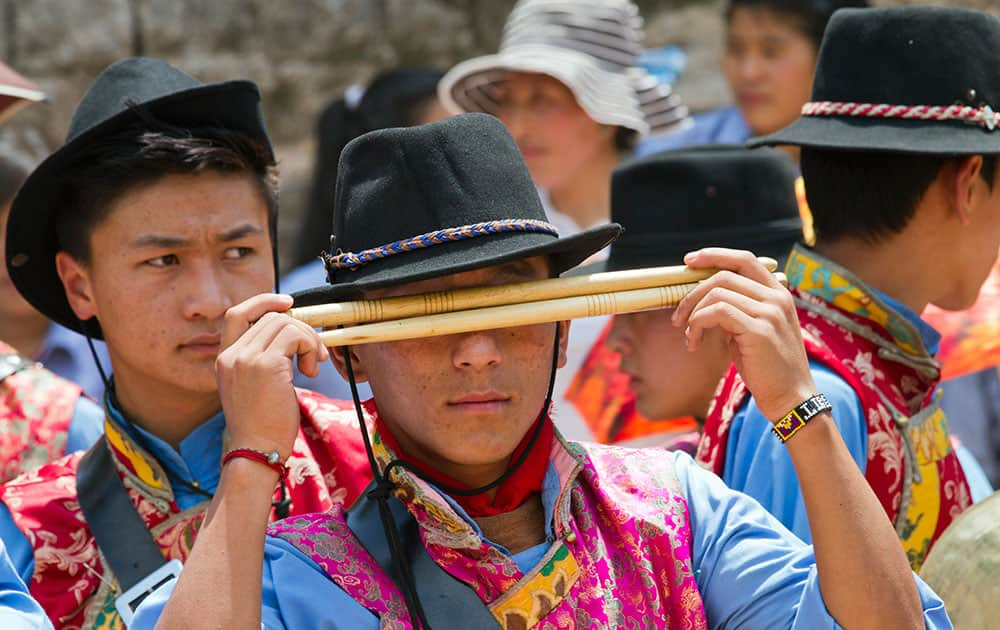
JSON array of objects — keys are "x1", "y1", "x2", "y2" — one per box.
[{"x1": 289, "y1": 259, "x2": 783, "y2": 347}]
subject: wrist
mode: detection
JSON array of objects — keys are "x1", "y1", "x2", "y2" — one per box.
[{"x1": 760, "y1": 384, "x2": 819, "y2": 424}]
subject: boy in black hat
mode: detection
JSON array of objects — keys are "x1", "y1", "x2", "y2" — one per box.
[
  {"x1": 605, "y1": 145, "x2": 804, "y2": 451},
  {"x1": 140, "y1": 113, "x2": 947, "y2": 629},
  {"x1": 696, "y1": 5, "x2": 1000, "y2": 571},
  {"x1": 0, "y1": 57, "x2": 371, "y2": 628}
]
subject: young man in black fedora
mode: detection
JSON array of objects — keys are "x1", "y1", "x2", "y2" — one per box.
[
  {"x1": 604, "y1": 145, "x2": 805, "y2": 454},
  {"x1": 139, "y1": 113, "x2": 947, "y2": 629},
  {"x1": 696, "y1": 5, "x2": 1000, "y2": 571},
  {"x1": 0, "y1": 57, "x2": 371, "y2": 628}
]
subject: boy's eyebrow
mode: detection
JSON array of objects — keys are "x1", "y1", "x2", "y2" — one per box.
[
  {"x1": 129, "y1": 223, "x2": 264, "y2": 249},
  {"x1": 219, "y1": 223, "x2": 265, "y2": 242}
]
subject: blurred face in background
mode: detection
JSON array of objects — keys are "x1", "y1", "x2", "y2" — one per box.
[
  {"x1": 494, "y1": 72, "x2": 617, "y2": 192},
  {"x1": 723, "y1": 7, "x2": 817, "y2": 137},
  {"x1": 607, "y1": 309, "x2": 731, "y2": 421}
]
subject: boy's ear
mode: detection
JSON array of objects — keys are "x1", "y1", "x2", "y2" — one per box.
[
  {"x1": 952, "y1": 155, "x2": 985, "y2": 225},
  {"x1": 55, "y1": 251, "x2": 99, "y2": 322},
  {"x1": 328, "y1": 342, "x2": 371, "y2": 383}
]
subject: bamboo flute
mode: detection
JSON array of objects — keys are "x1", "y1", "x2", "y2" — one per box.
[
  {"x1": 314, "y1": 271, "x2": 786, "y2": 347},
  {"x1": 290, "y1": 257, "x2": 779, "y2": 328}
]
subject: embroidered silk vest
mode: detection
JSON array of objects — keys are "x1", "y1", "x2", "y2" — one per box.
[
  {"x1": 0, "y1": 341, "x2": 81, "y2": 482},
  {"x1": 697, "y1": 246, "x2": 972, "y2": 570},
  {"x1": 0, "y1": 389, "x2": 372, "y2": 629},
  {"x1": 271, "y1": 401, "x2": 708, "y2": 630}
]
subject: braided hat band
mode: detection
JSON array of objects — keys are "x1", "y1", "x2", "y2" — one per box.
[
  {"x1": 322, "y1": 219, "x2": 560, "y2": 272},
  {"x1": 802, "y1": 101, "x2": 1000, "y2": 131}
]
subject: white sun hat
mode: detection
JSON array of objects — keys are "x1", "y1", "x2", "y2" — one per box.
[{"x1": 439, "y1": 0, "x2": 689, "y2": 139}]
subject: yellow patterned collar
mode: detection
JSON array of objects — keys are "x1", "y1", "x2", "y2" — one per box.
[{"x1": 785, "y1": 245, "x2": 930, "y2": 357}]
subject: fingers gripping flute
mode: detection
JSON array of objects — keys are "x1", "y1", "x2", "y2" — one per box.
[{"x1": 289, "y1": 259, "x2": 784, "y2": 346}]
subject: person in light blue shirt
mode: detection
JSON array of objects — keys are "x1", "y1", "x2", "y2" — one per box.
[
  {"x1": 638, "y1": 0, "x2": 868, "y2": 158},
  {"x1": 0, "y1": 536, "x2": 49, "y2": 630},
  {"x1": 141, "y1": 114, "x2": 941, "y2": 630},
  {"x1": 132, "y1": 450, "x2": 952, "y2": 630},
  {"x1": 724, "y1": 290, "x2": 994, "y2": 543}
]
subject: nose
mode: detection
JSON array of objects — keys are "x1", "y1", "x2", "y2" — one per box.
[
  {"x1": 452, "y1": 332, "x2": 502, "y2": 371},
  {"x1": 605, "y1": 317, "x2": 631, "y2": 355},
  {"x1": 739, "y1": 54, "x2": 765, "y2": 82},
  {"x1": 181, "y1": 260, "x2": 234, "y2": 322},
  {"x1": 498, "y1": 106, "x2": 526, "y2": 141}
]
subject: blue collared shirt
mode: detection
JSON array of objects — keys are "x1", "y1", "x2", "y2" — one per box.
[
  {"x1": 637, "y1": 105, "x2": 752, "y2": 157},
  {"x1": 722, "y1": 289, "x2": 993, "y2": 543},
  {"x1": 0, "y1": 536, "x2": 50, "y2": 630},
  {"x1": 0, "y1": 397, "x2": 225, "y2": 584},
  {"x1": 35, "y1": 323, "x2": 110, "y2": 403},
  {"x1": 131, "y1": 451, "x2": 951, "y2": 629},
  {"x1": 280, "y1": 260, "x2": 372, "y2": 401}
]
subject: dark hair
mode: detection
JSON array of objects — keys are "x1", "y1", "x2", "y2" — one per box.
[
  {"x1": 293, "y1": 67, "x2": 445, "y2": 268},
  {"x1": 55, "y1": 118, "x2": 278, "y2": 264},
  {"x1": 725, "y1": 0, "x2": 869, "y2": 49},
  {"x1": 800, "y1": 148, "x2": 998, "y2": 244},
  {"x1": 0, "y1": 152, "x2": 32, "y2": 208}
]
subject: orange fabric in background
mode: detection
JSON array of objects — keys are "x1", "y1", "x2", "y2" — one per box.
[
  {"x1": 564, "y1": 320, "x2": 697, "y2": 444},
  {"x1": 924, "y1": 255, "x2": 1000, "y2": 380}
]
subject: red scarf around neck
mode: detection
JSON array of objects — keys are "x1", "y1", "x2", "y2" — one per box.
[{"x1": 374, "y1": 413, "x2": 553, "y2": 517}]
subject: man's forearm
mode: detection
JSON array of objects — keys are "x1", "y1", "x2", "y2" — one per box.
[
  {"x1": 155, "y1": 460, "x2": 278, "y2": 630},
  {"x1": 787, "y1": 413, "x2": 922, "y2": 630}
]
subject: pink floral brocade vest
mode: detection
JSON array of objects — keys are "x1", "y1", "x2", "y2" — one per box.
[{"x1": 271, "y1": 401, "x2": 708, "y2": 630}]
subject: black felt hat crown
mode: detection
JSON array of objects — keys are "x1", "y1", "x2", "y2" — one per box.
[
  {"x1": 751, "y1": 6, "x2": 1000, "y2": 154},
  {"x1": 292, "y1": 113, "x2": 620, "y2": 306},
  {"x1": 5, "y1": 56, "x2": 272, "y2": 338},
  {"x1": 590, "y1": 145, "x2": 802, "y2": 273}
]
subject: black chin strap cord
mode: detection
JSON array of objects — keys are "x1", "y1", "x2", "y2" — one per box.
[{"x1": 341, "y1": 322, "x2": 562, "y2": 630}]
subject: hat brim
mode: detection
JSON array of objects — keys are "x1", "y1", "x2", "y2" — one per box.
[
  {"x1": 749, "y1": 115, "x2": 1000, "y2": 154},
  {"x1": 5, "y1": 80, "x2": 268, "y2": 339},
  {"x1": 439, "y1": 45, "x2": 649, "y2": 136},
  {"x1": 291, "y1": 222, "x2": 621, "y2": 307}
]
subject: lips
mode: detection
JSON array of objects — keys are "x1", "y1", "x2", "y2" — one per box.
[
  {"x1": 447, "y1": 390, "x2": 512, "y2": 412},
  {"x1": 179, "y1": 333, "x2": 221, "y2": 353}
]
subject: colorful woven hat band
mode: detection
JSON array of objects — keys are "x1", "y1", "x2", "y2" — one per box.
[
  {"x1": 322, "y1": 219, "x2": 560, "y2": 272},
  {"x1": 801, "y1": 101, "x2": 1000, "y2": 131}
]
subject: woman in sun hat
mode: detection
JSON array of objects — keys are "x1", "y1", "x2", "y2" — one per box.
[
  {"x1": 440, "y1": 0, "x2": 691, "y2": 446},
  {"x1": 440, "y1": 0, "x2": 688, "y2": 237}
]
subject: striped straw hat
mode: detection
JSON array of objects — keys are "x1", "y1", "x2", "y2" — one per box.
[{"x1": 439, "y1": 0, "x2": 689, "y2": 138}]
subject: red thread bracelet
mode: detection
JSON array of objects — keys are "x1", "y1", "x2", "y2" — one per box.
[{"x1": 222, "y1": 448, "x2": 288, "y2": 479}]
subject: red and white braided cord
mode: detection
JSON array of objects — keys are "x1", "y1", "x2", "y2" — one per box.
[{"x1": 802, "y1": 101, "x2": 999, "y2": 130}]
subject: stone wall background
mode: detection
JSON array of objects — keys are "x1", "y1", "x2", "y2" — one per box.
[{"x1": 1, "y1": 0, "x2": 995, "y2": 270}]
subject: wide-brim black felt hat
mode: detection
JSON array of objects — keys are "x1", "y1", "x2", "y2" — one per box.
[
  {"x1": 751, "y1": 6, "x2": 1000, "y2": 154},
  {"x1": 579, "y1": 144, "x2": 802, "y2": 275},
  {"x1": 292, "y1": 113, "x2": 620, "y2": 307},
  {"x1": 5, "y1": 56, "x2": 272, "y2": 338}
]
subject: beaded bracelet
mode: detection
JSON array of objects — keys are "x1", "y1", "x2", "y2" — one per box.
[
  {"x1": 771, "y1": 394, "x2": 832, "y2": 443},
  {"x1": 222, "y1": 447, "x2": 288, "y2": 479}
]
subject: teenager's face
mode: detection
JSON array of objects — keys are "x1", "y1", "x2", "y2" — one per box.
[
  {"x1": 334, "y1": 257, "x2": 569, "y2": 482},
  {"x1": 57, "y1": 171, "x2": 274, "y2": 397},
  {"x1": 0, "y1": 203, "x2": 43, "y2": 323},
  {"x1": 495, "y1": 72, "x2": 617, "y2": 191},
  {"x1": 723, "y1": 8, "x2": 817, "y2": 137},
  {"x1": 607, "y1": 309, "x2": 731, "y2": 420}
]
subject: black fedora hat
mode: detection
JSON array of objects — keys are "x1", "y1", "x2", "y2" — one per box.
[
  {"x1": 582, "y1": 145, "x2": 802, "y2": 274},
  {"x1": 5, "y1": 56, "x2": 272, "y2": 338},
  {"x1": 292, "y1": 113, "x2": 620, "y2": 306},
  {"x1": 751, "y1": 6, "x2": 1000, "y2": 154}
]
